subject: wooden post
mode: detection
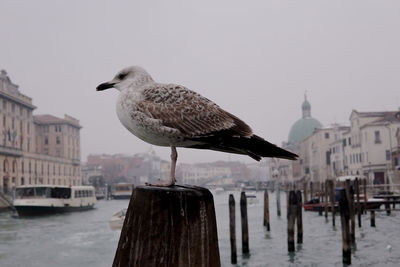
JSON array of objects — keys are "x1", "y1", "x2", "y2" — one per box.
[
  {"x1": 363, "y1": 178, "x2": 367, "y2": 214},
  {"x1": 324, "y1": 181, "x2": 329, "y2": 219},
  {"x1": 345, "y1": 180, "x2": 355, "y2": 244},
  {"x1": 240, "y1": 192, "x2": 249, "y2": 255},
  {"x1": 330, "y1": 180, "x2": 336, "y2": 226},
  {"x1": 287, "y1": 190, "x2": 297, "y2": 252},
  {"x1": 355, "y1": 178, "x2": 361, "y2": 228},
  {"x1": 113, "y1": 185, "x2": 220, "y2": 267},
  {"x1": 304, "y1": 182, "x2": 308, "y2": 203},
  {"x1": 276, "y1": 182, "x2": 281, "y2": 217},
  {"x1": 370, "y1": 210, "x2": 376, "y2": 227},
  {"x1": 263, "y1": 190, "x2": 270, "y2": 231},
  {"x1": 339, "y1": 189, "x2": 351, "y2": 265},
  {"x1": 229, "y1": 194, "x2": 237, "y2": 264},
  {"x1": 385, "y1": 202, "x2": 391, "y2": 215},
  {"x1": 296, "y1": 190, "x2": 303, "y2": 244}
]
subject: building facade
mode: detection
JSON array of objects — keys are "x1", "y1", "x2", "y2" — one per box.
[{"x1": 0, "y1": 70, "x2": 82, "y2": 194}]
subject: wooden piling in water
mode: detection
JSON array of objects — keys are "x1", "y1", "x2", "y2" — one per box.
[
  {"x1": 296, "y1": 190, "x2": 303, "y2": 244},
  {"x1": 355, "y1": 178, "x2": 361, "y2": 228},
  {"x1": 370, "y1": 210, "x2": 376, "y2": 227},
  {"x1": 385, "y1": 202, "x2": 391, "y2": 215},
  {"x1": 240, "y1": 191, "x2": 249, "y2": 255},
  {"x1": 339, "y1": 189, "x2": 351, "y2": 265},
  {"x1": 276, "y1": 182, "x2": 281, "y2": 217},
  {"x1": 363, "y1": 178, "x2": 367, "y2": 214},
  {"x1": 112, "y1": 185, "x2": 220, "y2": 267},
  {"x1": 324, "y1": 181, "x2": 329, "y2": 219},
  {"x1": 229, "y1": 194, "x2": 237, "y2": 264},
  {"x1": 287, "y1": 190, "x2": 297, "y2": 252},
  {"x1": 304, "y1": 182, "x2": 308, "y2": 203},
  {"x1": 330, "y1": 180, "x2": 336, "y2": 226},
  {"x1": 345, "y1": 180, "x2": 356, "y2": 244},
  {"x1": 263, "y1": 190, "x2": 270, "y2": 231}
]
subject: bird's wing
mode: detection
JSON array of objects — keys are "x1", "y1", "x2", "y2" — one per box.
[{"x1": 136, "y1": 84, "x2": 253, "y2": 137}]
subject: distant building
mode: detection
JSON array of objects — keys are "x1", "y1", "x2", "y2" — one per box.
[
  {"x1": 86, "y1": 150, "x2": 168, "y2": 185},
  {"x1": 272, "y1": 94, "x2": 322, "y2": 183},
  {"x1": 0, "y1": 70, "x2": 82, "y2": 194}
]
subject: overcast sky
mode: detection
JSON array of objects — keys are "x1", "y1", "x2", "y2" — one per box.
[{"x1": 1, "y1": 0, "x2": 399, "y2": 164}]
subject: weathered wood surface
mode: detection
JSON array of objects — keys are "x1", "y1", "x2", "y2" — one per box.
[{"x1": 113, "y1": 185, "x2": 220, "y2": 267}]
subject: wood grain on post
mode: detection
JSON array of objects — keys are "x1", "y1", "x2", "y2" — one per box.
[
  {"x1": 229, "y1": 194, "x2": 237, "y2": 264},
  {"x1": 263, "y1": 190, "x2": 270, "y2": 231},
  {"x1": 287, "y1": 190, "x2": 297, "y2": 252},
  {"x1": 339, "y1": 189, "x2": 351, "y2": 265},
  {"x1": 112, "y1": 185, "x2": 220, "y2": 267},
  {"x1": 296, "y1": 190, "x2": 303, "y2": 244},
  {"x1": 240, "y1": 191, "x2": 249, "y2": 255}
]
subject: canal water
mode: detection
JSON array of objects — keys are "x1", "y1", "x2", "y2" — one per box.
[{"x1": 0, "y1": 190, "x2": 399, "y2": 267}]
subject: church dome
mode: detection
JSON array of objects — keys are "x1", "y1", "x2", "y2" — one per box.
[{"x1": 288, "y1": 94, "x2": 322, "y2": 143}]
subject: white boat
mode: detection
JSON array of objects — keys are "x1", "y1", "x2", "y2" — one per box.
[
  {"x1": 245, "y1": 192, "x2": 259, "y2": 205},
  {"x1": 215, "y1": 187, "x2": 225, "y2": 195},
  {"x1": 109, "y1": 208, "x2": 127, "y2": 230},
  {"x1": 13, "y1": 185, "x2": 97, "y2": 216},
  {"x1": 112, "y1": 183, "x2": 133, "y2": 199}
]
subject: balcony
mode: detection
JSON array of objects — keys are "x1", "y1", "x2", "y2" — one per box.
[{"x1": 0, "y1": 145, "x2": 23, "y2": 157}]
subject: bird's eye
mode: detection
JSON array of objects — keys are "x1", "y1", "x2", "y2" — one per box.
[{"x1": 117, "y1": 73, "x2": 128, "y2": 80}]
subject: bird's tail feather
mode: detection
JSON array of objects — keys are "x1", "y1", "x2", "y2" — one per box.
[{"x1": 188, "y1": 134, "x2": 298, "y2": 161}]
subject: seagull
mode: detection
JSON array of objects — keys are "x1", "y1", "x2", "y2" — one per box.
[{"x1": 97, "y1": 66, "x2": 298, "y2": 186}]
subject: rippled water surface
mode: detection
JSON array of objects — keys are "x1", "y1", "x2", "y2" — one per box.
[{"x1": 1, "y1": 190, "x2": 399, "y2": 266}]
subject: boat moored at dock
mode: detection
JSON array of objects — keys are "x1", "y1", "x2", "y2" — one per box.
[{"x1": 13, "y1": 185, "x2": 97, "y2": 216}]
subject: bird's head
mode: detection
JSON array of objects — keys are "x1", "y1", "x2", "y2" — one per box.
[{"x1": 96, "y1": 66, "x2": 154, "y2": 92}]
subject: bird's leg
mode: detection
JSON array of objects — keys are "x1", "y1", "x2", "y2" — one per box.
[
  {"x1": 170, "y1": 146, "x2": 177, "y2": 184},
  {"x1": 145, "y1": 146, "x2": 177, "y2": 187}
]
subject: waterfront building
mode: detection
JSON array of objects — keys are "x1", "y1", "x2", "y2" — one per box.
[
  {"x1": 343, "y1": 110, "x2": 400, "y2": 184},
  {"x1": 0, "y1": 70, "x2": 82, "y2": 194}
]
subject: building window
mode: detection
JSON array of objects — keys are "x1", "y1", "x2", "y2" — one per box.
[
  {"x1": 395, "y1": 157, "x2": 399, "y2": 166},
  {"x1": 21, "y1": 177, "x2": 24, "y2": 185},
  {"x1": 325, "y1": 133, "x2": 330, "y2": 139},
  {"x1": 44, "y1": 136, "x2": 49, "y2": 145},
  {"x1": 11, "y1": 103, "x2": 15, "y2": 113},
  {"x1": 27, "y1": 122, "x2": 30, "y2": 134},
  {"x1": 375, "y1": 131, "x2": 381, "y2": 143},
  {"x1": 3, "y1": 100, "x2": 6, "y2": 110},
  {"x1": 12, "y1": 118, "x2": 14, "y2": 129},
  {"x1": 56, "y1": 148, "x2": 61, "y2": 157},
  {"x1": 348, "y1": 137, "x2": 351, "y2": 145},
  {"x1": 56, "y1": 136, "x2": 61, "y2": 144},
  {"x1": 3, "y1": 115, "x2": 5, "y2": 127},
  {"x1": 343, "y1": 139, "x2": 347, "y2": 147},
  {"x1": 44, "y1": 148, "x2": 49, "y2": 155},
  {"x1": 21, "y1": 161, "x2": 24, "y2": 174},
  {"x1": 386, "y1": 150, "x2": 390, "y2": 161}
]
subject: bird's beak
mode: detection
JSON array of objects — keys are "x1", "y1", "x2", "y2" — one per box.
[{"x1": 96, "y1": 82, "x2": 115, "y2": 91}]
